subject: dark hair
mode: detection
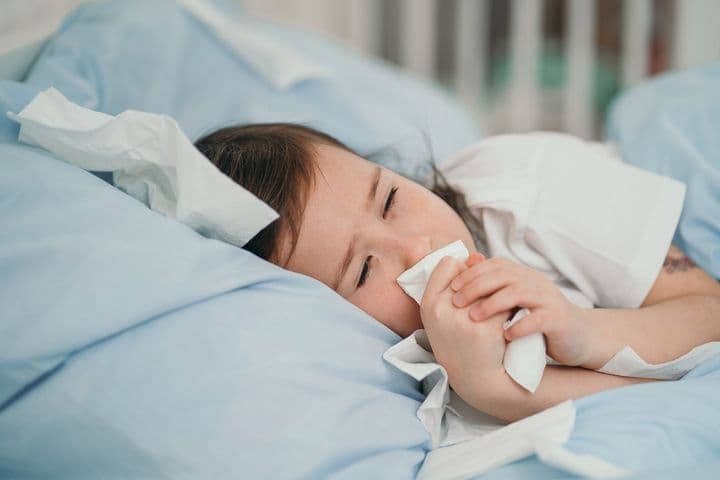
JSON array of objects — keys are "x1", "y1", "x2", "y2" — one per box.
[{"x1": 194, "y1": 123, "x2": 485, "y2": 265}]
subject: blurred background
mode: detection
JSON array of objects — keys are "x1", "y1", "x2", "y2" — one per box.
[{"x1": 2, "y1": 0, "x2": 720, "y2": 139}]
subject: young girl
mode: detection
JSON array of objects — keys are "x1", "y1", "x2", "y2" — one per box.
[{"x1": 195, "y1": 124, "x2": 720, "y2": 422}]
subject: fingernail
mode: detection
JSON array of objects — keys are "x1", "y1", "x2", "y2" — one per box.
[
  {"x1": 452, "y1": 293, "x2": 464, "y2": 306},
  {"x1": 450, "y1": 280, "x2": 462, "y2": 291},
  {"x1": 467, "y1": 253, "x2": 486, "y2": 266}
]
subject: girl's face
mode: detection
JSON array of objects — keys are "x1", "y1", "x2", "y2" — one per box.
[{"x1": 276, "y1": 143, "x2": 477, "y2": 337}]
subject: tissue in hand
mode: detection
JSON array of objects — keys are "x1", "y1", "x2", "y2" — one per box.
[
  {"x1": 396, "y1": 240, "x2": 547, "y2": 393},
  {"x1": 396, "y1": 240, "x2": 470, "y2": 303}
]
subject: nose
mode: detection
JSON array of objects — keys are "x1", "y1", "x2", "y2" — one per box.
[{"x1": 402, "y1": 234, "x2": 433, "y2": 270}]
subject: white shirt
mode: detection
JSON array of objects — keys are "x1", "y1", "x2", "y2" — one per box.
[{"x1": 439, "y1": 132, "x2": 686, "y2": 309}]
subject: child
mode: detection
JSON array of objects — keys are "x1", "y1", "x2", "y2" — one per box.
[{"x1": 195, "y1": 123, "x2": 720, "y2": 422}]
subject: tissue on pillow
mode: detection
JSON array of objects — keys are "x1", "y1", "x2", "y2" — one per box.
[{"x1": 7, "y1": 87, "x2": 277, "y2": 247}]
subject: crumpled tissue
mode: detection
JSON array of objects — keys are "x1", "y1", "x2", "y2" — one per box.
[{"x1": 7, "y1": 87, "x2": 278, "y2": 247}]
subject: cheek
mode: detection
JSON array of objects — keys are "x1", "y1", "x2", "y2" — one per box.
[{"x1": 357, "y1": 284, "x2": 422, "y2": 338}]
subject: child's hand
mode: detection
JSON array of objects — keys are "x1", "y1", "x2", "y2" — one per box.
[
  {"x1": 449, "y1": 256, "x2": 591, "y2": 366},
  {"x1": 419, "y1": 257, "x2": 508, "y2": 399}
]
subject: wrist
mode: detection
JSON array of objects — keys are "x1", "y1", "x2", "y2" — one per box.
[
  {"x1": 578, "y1": 308, "x2": 614, "y2": 370},
  {"x1": 460, "y1": 367, "x2": 532, "y2": 422}
]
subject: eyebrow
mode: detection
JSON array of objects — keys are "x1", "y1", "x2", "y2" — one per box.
[{"x1": 332, "y1": 165, "x2": 382, "y2": 291}]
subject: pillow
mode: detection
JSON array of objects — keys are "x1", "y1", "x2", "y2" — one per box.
[
  {"x1": 0, "y1": 142, "x2": 428, "y2": 478},
  {"x1": 605, "y1": 63, "x2": 720, "y2": 278},
  {"x1": 0, "y1": 0, "x2": 481, "y2": 179}
]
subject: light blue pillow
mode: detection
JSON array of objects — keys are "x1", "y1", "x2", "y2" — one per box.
[
  {"x1": 606, "y1": 64, "x2": 720, "y2": 278},
  {"x1": 0, "y1": 143, "x2": 428, "y2": 478}
]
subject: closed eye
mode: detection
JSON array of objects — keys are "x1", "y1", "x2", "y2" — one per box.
[
  {"x1": 358, "y1": 256, "x2": 371, "y2": 287},
  {"x1": 383, "y1": 186, "x2": 398, "y2": 218},
  {"x1": 357, "y1": 186, "x2": 399, "y2": 288}
]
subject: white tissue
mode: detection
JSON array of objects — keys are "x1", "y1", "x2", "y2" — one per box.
[
  {"x1": 503, "y1": 309, "x2": 546, "y2": 393},
  {"x1": 396, "y1": 240, "x2": 469, "y2": 303},
  {"x1": 7, "y1": 87, "x2": 278, "y2": 247},
  {"x1": 396, "y1": 240, "x2": 547, "y2": 393}
]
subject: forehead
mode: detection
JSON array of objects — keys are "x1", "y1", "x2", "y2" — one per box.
[
  {"x1": 276, "y1": 144, "x2": 376, "y2": 268},
  {"x1": 313, "y1": 144, "x2": 375, "y2": 188}
]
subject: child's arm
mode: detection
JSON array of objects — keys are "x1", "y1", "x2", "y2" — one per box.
[
  {"x1": 576, "y1": 245, "x2": 720, "y2": 368},
  {"x1": 578, "y1": 296, "x2": 720, "y2": 368},
  {"x1": 421, "y1": 258, "x2": 652, "y2": 423},
  {"x1": 451, "y1": 247, "x2": 720, "y2": 368},
  {"x1": 422, "y1": 252, "x2": 719, "y2": 423},
  {"x1": 500, "y1": 246, "x2": 720, "y2": 368},
  {"x1": 459, "y1": 365, "x2": 653, "y2": 423}
]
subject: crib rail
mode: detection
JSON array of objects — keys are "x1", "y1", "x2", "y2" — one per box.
[{"x1": 241, "y1": 0, "x2": 720, "y2": 139}]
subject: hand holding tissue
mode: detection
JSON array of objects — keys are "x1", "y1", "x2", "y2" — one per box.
[
  {"x1": 7, "y1": 88, "x2": 278, "y2": 247},
  {"x1": 393, "y1": 240, "x2": 720, "y2": 407},
  {"x1": 396, "y1": 240, "x2": 548, "y2": 393}
]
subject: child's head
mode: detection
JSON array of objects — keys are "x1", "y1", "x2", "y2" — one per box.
[{"x1": 195, "y1": 124, "x2": 480, "y2": 337}]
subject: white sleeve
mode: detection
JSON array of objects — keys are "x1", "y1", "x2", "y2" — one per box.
[
  {"x1": 440, "y1": 132, "x2": 686, "y2": 308},
  {"x1": 523, "y1": 132, "x2": 685, "y2": 308}
]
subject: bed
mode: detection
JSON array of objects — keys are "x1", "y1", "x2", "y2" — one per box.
[{"x1": 1, "y1": 1, "x2": 719, "y2": 478}]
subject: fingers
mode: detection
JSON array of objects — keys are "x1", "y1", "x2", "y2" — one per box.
[
  {"x1": 452, "y1": 271, "x2": 511, "y2": 308},
  {"x1": 467, "y1": 285, "x2": 523, "y2": 321},
  {"x1": 450, "y1": 257, "x2": 506, "y2": 291},
  {"x1": 420, "y1": 257, "x2": 468, "y2": 330},
  {"x1": 465, "y1": 252, "x2": 486, "y2": 267},
  {"x1": 423, "y1": 256, "x2": 467, "y2": 300},
  {"x1": 503, "y1": 310, "x2": 545, "y2": 341}
]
